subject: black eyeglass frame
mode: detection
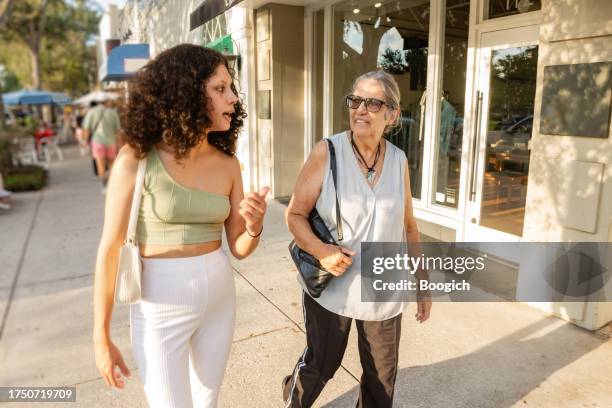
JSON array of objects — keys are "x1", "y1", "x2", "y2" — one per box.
[{"x1": 345, "y1": 94, "x2": 395, "y2": 113}]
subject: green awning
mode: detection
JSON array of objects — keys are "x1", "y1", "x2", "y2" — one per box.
[{"x1": 205, "y1": 35, "x2": 233, "y2": 54}]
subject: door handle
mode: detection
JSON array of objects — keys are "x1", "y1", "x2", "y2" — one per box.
[
  {"x1": 469, "y1": 91, "x2": 483, "y2": 202},
  {"x1": 418, "y1": 103, "x2": 426, "y2": 142}
]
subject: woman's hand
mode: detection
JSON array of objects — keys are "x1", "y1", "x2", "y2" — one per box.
[
  {"x1": 94, "y1": 338, "x2": 131, "y2": 389},
  {"x1": 239, "y1": 186, "x2": 270, "y2": 236},
  {"x1": 415, "y1": 291, "x2": 432, "y2": 323},
  {"x1": 317, "y1": 244, "x2": 357, "y2": 276}
]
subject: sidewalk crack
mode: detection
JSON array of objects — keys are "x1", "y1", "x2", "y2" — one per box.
[
  {"x1": 232, "y1": 266, "x2": 360, "y2": 383},
  {"x1": 0, "y1": 190, "x2": 44, "y2": 343}
]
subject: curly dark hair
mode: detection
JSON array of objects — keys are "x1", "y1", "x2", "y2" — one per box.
[{"x1": 122, "y1": 43, "x2": 247, "y2": 159}]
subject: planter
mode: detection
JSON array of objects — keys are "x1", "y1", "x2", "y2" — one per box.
[{"x1": 4, "y1": 165, "x2": 47, "y2": 192}]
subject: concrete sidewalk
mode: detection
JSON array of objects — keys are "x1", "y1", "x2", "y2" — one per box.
[{"x1": 0, "y1": 146, "x2": 611, "y2": 408}]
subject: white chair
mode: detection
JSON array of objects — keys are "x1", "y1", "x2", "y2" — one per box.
[
  {"x1": 11, "y1": 137, "x2": 39, "y2": 165},
  {"x1": 41, "y1": 136, "x2": 64, "y2": 163}
]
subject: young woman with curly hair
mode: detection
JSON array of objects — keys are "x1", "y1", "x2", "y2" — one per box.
[{"x1": 93, "y1": 44, "x2": 269, "y2": 407}]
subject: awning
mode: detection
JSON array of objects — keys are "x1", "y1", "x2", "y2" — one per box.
[
  {"x1": 73, "y1": 91, "x2": 120, "y2": 107},
  {"x1": 205, "y1": 35, "x2": 234, "y2": 54},
  {"x1": 190, "y1": 0, "x2": 243, "y2": 30},
  {"x1": 2, "y1": 89, "x2": 71, "y2": 105},
  {"x1": 99, "y1": 43, "x2": 150, "y2": 82},
  {"x1": 204, "y1": 34, "x2": 241, "y2": 70}
]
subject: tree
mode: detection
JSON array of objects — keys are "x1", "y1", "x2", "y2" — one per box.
[
  {"x1": 491, "y1": 47, "x2": 538, "y2": 120},
  {"x1": 0, "y1": 0, "x2": 15, "y2": 129},
  {"x1": 379, "y1": 48, "x2": 407, "y2": 75},
  {"x1": 40, "y1": 0, "x2": 99, "y2": 95},
  {"x1": 0, "y1": 0, "x2": 64, "y2": 89},
  {"x1": 0, "y1": 0, "x2": 99, "y2": 128},
  {"x1": 0, "y1": 0, "x2": 14, "y2": 29},
  {"x1": 0, "y1": 0, "x2": 99, "y2": 91},
  {"x1": 0, "y1": 65, "x2": 20, "y2": 92}
]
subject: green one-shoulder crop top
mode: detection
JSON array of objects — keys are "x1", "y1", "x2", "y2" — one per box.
[{"x1": 135, "y1": 148, "x2": 231, "y2": 244}]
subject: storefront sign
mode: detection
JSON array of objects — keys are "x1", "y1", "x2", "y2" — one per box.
[{"x1": 190, "y1": 0, "x2": 243, "y2": 31}]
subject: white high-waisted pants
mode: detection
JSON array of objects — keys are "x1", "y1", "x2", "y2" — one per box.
[{"x1": 130, "y1": 248, "x2": 236, "y2": 408}]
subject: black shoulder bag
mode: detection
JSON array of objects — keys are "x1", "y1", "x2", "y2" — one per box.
[{"x1": 288, "y1": 138, "x2": 343, "y2": 298}]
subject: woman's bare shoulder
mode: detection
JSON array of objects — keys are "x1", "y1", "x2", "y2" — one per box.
[
  {"x1": 309, "y1": 139, "x2": 329, "y2": 164},
  {"x1": 113, "y1": 144, "x2": 141, "y2": 177},
  {"x1": 215, "y1": 150, "x2": 241, "y2": 172}
]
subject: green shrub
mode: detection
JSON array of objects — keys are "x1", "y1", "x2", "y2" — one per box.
[
  {"x1": 0, "y1": 127, "x2": 35, "y2": 173},
  {"x1": 4, "y1": 165, "x2": 46, "y2": 192},
  {"x1": 0, "y1": 131, "x2": 12, "y2": 173}
]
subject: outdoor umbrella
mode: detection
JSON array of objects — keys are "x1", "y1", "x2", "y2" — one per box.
[
  {"x1": 73, "y1": 90, "x2": 119, "y2": 107},
  {"x1": 2, "y1": 89, "x2": 71, "y2": 105}
]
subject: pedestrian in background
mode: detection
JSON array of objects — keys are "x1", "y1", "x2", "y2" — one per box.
[
  {"x1": 283, "y1": 70, "x2": 432, "y2": 408},
  {"x1": 74, "y1": 110, "x2": 89, "y2": 156},
  {"x1": 93, "y1": 44, "x2": 269, "y2": 408},
  {"x1": 82, "y1": 97, "x2": 121, "y2": 193},
  {"x1": 60, "y1": 105, "x2": 74, "y2": 143}
]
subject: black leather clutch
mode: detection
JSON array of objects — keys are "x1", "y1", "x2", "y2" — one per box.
[{"x1": 288, "y1": 138, "x2": 343, "y2": 298}]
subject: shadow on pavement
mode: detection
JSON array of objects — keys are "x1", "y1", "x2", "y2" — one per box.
[{"x1": 323, "y1": 317, "x2": 606, "y2": 408}]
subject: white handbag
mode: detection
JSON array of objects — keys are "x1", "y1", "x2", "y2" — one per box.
[{"x1": 114, "y1": 157, "x2": 147, "y2": 305}]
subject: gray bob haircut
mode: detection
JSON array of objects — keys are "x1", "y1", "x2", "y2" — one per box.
[{"x1": 351, "y1": 70, "x2": 402, "y2": 131}]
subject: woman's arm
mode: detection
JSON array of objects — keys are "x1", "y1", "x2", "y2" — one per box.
[
  {"x1": 285, "y1": 140, "x2": 355, "y2": 276},
  {"x1": 403, "y1": 160, "x2": 431, "y2": 323},
  {"x1": 403, "y1": 161, "x2": 421, "y2": 253},
  {"x1": 224, "y1": 156, "x2": 269, "y2": 260},
  {"x1": 93, "y1": 145, "x2": 139, "y2": 340},
  {"x1": 92, "y1": 145, "x2": 139, "y2": 388}
]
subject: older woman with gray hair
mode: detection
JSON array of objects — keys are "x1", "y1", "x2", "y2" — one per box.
[{"x1": 283, "y1": 70, "x2": 432, "y2": 407}]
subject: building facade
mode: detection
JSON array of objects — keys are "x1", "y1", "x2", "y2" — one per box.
[{"x1": 113, "y1": 0, "x2": 612, "y2": 330}]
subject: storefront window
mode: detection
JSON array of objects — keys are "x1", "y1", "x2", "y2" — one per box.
[
  {"x1": 202, "y1": 13, "x2": 228, "y2": 45},
  {"x1": 433, "y1": 0, "x2": 469, "y2": 208},
  {"x1": 332, "y1": 0, "x2": 431, "y2": 199},
  {"x1": 487, "y1": 0, "x2": 541, "y2": 19},
  {"x1": 480, "y1": 45, "x2": 538, "y2": 236}
]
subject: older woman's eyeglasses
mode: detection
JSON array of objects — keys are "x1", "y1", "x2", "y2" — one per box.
[{"x1": 345, "y1": 94, "x2": 390, "y2": 113}]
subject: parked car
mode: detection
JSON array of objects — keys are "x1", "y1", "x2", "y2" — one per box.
[{"x1": 488, "y1": 115, "x2": 533, "y2": 153}]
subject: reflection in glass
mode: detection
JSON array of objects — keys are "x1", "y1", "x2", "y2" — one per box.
[
  {"x1": 333, "y1": 0, "x2": 430, "y2": 199},
  {"x1": 480, "y1": 45, "x2": 538, "y2": 236},
  {"x1": 433, "y1": 0, "x2": 469, "y2": 208},
  {"x1": 488, "y1": 0, "x2": 541, "y2": 19}
]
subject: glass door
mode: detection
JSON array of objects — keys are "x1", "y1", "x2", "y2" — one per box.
[{"x1": 464, "y1": 26, "x2": 539, "y2": 241}]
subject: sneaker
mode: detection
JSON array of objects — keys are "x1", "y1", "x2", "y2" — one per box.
[{"x1": 0, "y1": 202, "x2": 10, "y2": 210}]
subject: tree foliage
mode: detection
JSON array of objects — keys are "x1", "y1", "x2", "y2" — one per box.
[
  {"x1": 0, "y1": 64, "x2": 21, "y2": 91},
  {"x1": 0, "y1": 0, "x2": 99, "y2": 93},
  {"x1": 0, "y1": 0, "x2": 14, "y2": 29},
  {"x1": 1, "y1": 0, "x2": 53, "y2": 88},
  {"x1": 40, "y1": 0, "x2": 100, "y2": 95},
  {"x1": 379, "y1": 48, "x2": 407, "y2": 75},
  {"x1": 490, "y1": 47, "x2": 539, "y2": 119}
]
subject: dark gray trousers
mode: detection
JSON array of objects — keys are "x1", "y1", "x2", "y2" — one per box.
[{"x1": 283, "y1": 292, "x2": 402, "y2": 408}]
